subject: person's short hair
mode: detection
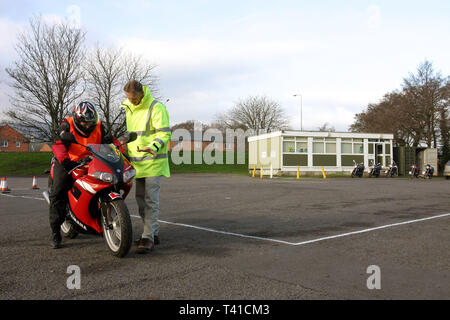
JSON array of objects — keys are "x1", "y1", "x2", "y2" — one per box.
[{"x1": 124, "y1": 80, "x2": 143, "y2": 93}]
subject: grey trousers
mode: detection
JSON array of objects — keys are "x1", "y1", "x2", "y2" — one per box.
[{"x1": 135, "y1": 176, "x2": 161, "y2": 241}]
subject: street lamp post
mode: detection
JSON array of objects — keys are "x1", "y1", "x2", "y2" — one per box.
[{"x1": 293, "y1": 94, "x2": 303, "y2": 131}]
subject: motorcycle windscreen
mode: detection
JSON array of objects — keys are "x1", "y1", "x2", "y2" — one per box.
[{"x1": 88, "y1": 144, "x2": 121, "y2": 163}]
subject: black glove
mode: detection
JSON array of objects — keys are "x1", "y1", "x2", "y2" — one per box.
[
  {"x1": 82, "y1": 155, "x2": 93, "y2": 164},
  {"x1": 103, "y1": 132, "x2": 114, "y2": 144},
  {"x1": 62, "y1": 158, "x2": 80, "y2": 172}
]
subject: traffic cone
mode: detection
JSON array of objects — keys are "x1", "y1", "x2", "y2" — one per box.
[
  {"x1": 1, "y1": 177, "x2": 11, "y2": 193},
  {"x1": 31, "y1": 176, "x2": 39, "y2": 190}
]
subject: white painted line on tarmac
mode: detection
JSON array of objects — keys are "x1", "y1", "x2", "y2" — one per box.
[
  {"x1": 133, "y1": 213, "x2": 450, "y2": 247},
  {"x1": 2, "y1": 193, "x2": 449, "y2": 247},
  {"x1": 0, "y1": 193, "x2": 46, "y2": 201},
  {"x1": 130, "y1": 215, "x2": 297, "y2": 246},
  {"x1": 290, "y1": 212, "x2": 450, "y2": 246}
]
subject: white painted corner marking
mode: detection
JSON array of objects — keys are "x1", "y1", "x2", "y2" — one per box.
[{"x1": 2, "y1": 193, "x2": 449, "y2": 247}]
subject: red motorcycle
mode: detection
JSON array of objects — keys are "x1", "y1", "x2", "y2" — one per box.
[{"x1": 43, "y1": 132, "x2": 137, "y2": 257}]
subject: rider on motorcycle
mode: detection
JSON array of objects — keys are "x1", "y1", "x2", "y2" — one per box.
[{"x1": 49, "y1": 102, "x2": 120, "y2": 249}]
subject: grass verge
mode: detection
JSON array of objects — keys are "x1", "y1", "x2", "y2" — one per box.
[{"x1": 0, "y1": 151, "x2": 249, "y2": 176}]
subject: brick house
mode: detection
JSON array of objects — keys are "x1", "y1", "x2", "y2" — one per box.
[
  {"x1": 169, "y1": 130, "x2": 236, "y2": 152},
  {"x1": 0, "y1": 124, "x2": 30, "y2": 152}
]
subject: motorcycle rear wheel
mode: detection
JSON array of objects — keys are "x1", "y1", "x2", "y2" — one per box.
[{"x1": 101, "y1": 199, "x2": 132, "y2": 258}]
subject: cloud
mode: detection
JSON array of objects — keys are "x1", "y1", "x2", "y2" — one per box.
[
  {"x1": 284, "y1": 97, "x2": 363, "y2": 132},
  {"x1": 0, "y1": 18, "x2": 25, "y2": 60},
  {"x1": 116, "y1": 34, "x2": 370, "y2": 130},
  {"x1": 367, "y1": 5, "x2": 382, "y2": 31},
  {"x1": 118, "y1": 37, "x2": 317, "y2": 73},
  {"x1": 38, "y1": 4, "x2": 83, "y2": 29},
  {"x1": 66, "y1": 5, "x2": 82, "y2": 29}
]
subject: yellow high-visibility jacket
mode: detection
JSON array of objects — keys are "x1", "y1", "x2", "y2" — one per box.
[{"x1": 121, "y1": 86, "x2": 171, "y2": 178}]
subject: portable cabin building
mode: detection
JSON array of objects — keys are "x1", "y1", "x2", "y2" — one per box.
[{"x1": 248, "y1": 131, "x2": 394, "y2": 176}]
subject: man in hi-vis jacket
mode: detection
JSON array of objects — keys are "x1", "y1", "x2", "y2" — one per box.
[{"x1": 121, "y1": 80, "x2": 171, "y2": 254}]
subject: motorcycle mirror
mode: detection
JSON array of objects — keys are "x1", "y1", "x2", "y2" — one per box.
[
  {"x1": 117, "y1": 132, "x2": 138, "y2": 147},
  {"x1": 127, "y1": 132, "x2": 138, "y2": 143},
  {"x1": 60, "y1": 131, "x2": 77, "y2": 144}
]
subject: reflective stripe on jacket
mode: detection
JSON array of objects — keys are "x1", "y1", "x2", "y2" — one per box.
[{"x1": 121, "y1": 86, "x2": 171, "y2": 178}]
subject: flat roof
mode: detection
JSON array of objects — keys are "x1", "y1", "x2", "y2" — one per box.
[{"x1": 248, "y1": 130, "x2": 394, "y2": 142}]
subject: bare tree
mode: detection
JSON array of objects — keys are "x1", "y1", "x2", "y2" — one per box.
[
  {"x1": 216, "y1": 95, "x2": 289, "y2": 135},
  {"x1": 85, "y1": 47, "x2": 124, "y2": 137},
  {"x1": 350, "y1": 91, "x2": 419, "y2": 146},
  {"x1": 171, "y1": 120, "x2": 206, "y2": 132},
  {"x1": 317, "y1": 122, "x2": 335, "y2": 132},
  {"x1": 438, "y1": 80, "x2": 450, "y2": 171},
  {"x1": 84, "y1": 46, "x2": 159, "y2": 138},
  {"x1": 402, "y1": 60, "x2": 445, "y2": 148},
  {"x1": 350, "y1": 60, "x2": 449, "y2": 148},
  {"x1": 123, "y1": 53, "x2": 160, "y2": 99},
  {"x1": 4, "y1": 16, "x2": 86, "y2": 141}
]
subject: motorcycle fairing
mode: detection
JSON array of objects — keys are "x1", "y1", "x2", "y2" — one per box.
[{"x1": 68, "y1": 175, "x2": 107, "y2": 233}]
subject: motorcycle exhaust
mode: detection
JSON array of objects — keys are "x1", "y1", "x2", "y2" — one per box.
[{"x1": 42, "y1": 190, "x2": 50, "y2": 205}]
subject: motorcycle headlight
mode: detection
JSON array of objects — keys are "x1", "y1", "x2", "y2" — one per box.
[
  {"x1": 90, "y1": 171, "x2": 118, "y2": 184},
  {"x1": 123, "y1": 169, "x2": 136, "y2": 183}
]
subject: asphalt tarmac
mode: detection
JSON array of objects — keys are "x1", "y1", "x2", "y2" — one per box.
[{"x1": 0, "y1": 174, "x2": 449, "y2": 300}]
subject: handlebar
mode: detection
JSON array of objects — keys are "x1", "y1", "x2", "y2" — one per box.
[{"x1": 68, "y1": 156, "x2": 93, "y2": 174}]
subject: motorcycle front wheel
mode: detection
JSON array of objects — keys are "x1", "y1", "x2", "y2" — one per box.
[{"x1": 101, "y1": 199, "x2": 132, "y2": 258}]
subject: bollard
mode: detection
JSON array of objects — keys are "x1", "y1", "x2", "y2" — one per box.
[
  {"x1": 252, "y1": 165, "x2": 256, "y2": 178},
  {"x1": 321, "y1": 166, "x2": 327, "y2": 179},
  {"x1": 297, "y1": 166, "x2": 300, "y2": 180}
]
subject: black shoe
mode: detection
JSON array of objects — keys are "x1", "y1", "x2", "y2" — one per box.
[
  {"x1": 50, "y1": 232, "x2": 62, "y2": 249},
  {"x1": 136, "y1": 238, "x2": 154, "y2": 254},
  {"x1": 135, "y1": 236, "x2": 160, "y2": 246}
]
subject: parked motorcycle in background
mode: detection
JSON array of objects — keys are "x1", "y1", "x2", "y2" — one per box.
[
  {"x1": 385, "y1": 161, "x2": 398, "y2": 178},
  {"x1": 409, "y1": 164, "x2": 419, "y2": 179},
  {"x1": 423, "y1": 164, "x2": 434, "y2": 179},
  {"x1": 351, "y1": 160, "x2": 365, "y2": 178},
  {"x1": 369, "y1": 163, "x2": 382, "y2": 178}
]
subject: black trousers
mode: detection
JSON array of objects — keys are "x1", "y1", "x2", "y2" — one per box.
[{"x1": 48, "y1": 160, "x2": 73, "y2": 234}]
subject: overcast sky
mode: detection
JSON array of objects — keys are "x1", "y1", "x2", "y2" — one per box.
[{"x1": 0, "y1": 0, "x2": 449, "y2": 131}]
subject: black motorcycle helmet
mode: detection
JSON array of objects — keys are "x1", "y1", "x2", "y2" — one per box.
[{"x1": 72, "y1": 101, "x2": 98, "y2": 135}]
